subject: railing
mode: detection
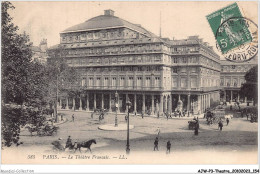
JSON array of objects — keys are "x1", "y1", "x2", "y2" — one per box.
[{"x1": 81, "y1": 85, "x2": 163, "y2": 91}]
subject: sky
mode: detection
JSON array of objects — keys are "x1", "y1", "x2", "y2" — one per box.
[{"x1": 10, "y1": 1, "x2": 258, "y2": 56}]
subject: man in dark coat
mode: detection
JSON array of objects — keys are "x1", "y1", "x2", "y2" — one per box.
[
  {"x1": 226, "y1": 118, "x2": 230, "y2": 125},
  {"x1": 219, "y1": 120, "x2": 223, "y2": 131},
  {"x1": 65, "y1": 136, "x2": 72, "y2": 149},
  {"x1": 154, "y1": 137, "x2": 159, "y2": 151},
  {"x1": 166, "y1": 141, "x2": 171, "y2": 154}
]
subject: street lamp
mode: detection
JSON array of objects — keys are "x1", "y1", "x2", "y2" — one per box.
[
  {"x1": 126, "y1": 99, "x2": 132, "y2": 154},
  {"x1": 115, "y1": 91, "x2": 118, "y2": 127}
]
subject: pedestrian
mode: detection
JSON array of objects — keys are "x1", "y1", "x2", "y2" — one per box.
[
  {"x1": 154, "y1": 137, "x2": 159, "y2": 151},
  {"x1": 125, "y1": 114, "x2": 128, "y2": 122},
  {"x1": 194, "y1": 121, "x2": 199, "y2": 135},
  {"x1": 247, "y1": 114, "x2": 249, "y2": 120},
  {"x1": 61, "y1": 115, "x2": 64, "y2": 121},
  {"x1": 179, "y1": 111, "x2": 181, "y2": 118},
  {"x1": 166, "y1": 112, "x2": 169, "y2": 120},
  {"x1": 72, "y1": 114, "x2": 74, "y2": 122},
  {"x1": 230, "y1": 105, "x2": 232, "y2": 110},
  {"x1": 227, "y1": 118, "x2": 229, "y2": 125},
  {"x1": 218, "y1": 120, "x2": 223, "y2": 131},
  {"x1": 141, "y1": 111, "x2": 144, "y2": 119},
  {"x1": 65, "y1": 136, "x2": 72, "y2": 149},
  {"x1": 91, "y1": 112, "x2": 94, "y2": 119},
  {"x1": 166, "y1": 141, "x2": 171, "y2": 154},
  {"x1": 156, "y1": 127, "x2": 160, "y2": 137},
  {"x1": 157, "y1": 112, "x2": 160, "y2": 119}
]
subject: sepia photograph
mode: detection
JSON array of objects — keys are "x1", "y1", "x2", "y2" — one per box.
[{"x1": 1, "y1": 1, "x2": 258, "y2": 173}]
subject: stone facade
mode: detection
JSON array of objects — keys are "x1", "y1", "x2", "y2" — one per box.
[
  {"x1": 220, "y1": 57, "x2": 257, "y2": 103},
  {"x1": 52, "y1": 10, "x2": 221, "y2": 115}
]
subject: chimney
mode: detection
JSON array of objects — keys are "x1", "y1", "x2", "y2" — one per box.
[{"x1": 104, "y1": 9, "x2": 114, "y2": 16}]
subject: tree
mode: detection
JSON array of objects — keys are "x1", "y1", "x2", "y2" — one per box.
[
  {"x1": 46, "y1": 45, "x2": 79, "y2": 122},
  {"x1": 1, "y1": 2, "x2": 49, "y2": 147},
  {"x1": 240, "y1": 65, "x2": 258, "y2": 106}
]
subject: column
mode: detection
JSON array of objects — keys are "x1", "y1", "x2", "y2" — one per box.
[
  {"x1": 72, "y1": 97, "x2": 75, "y2": 111},
  {"x1": 79, "y1": 96, "x2": 82, "y2": 110},
  {"x1": 170, "y1": 95, "x2": 173, "y2": 113},
  {"x1": 86, "y1": 94, "x2": 89, "y2": 111},
  {"x1": 187, "y1": 94, "x2": 191, "y2": 111},
  {"x1": 151, "y1": 95, "x2": 155, "y2": 115},
  {"x1": 163, "y1": 96, "x2": 166, "y2": 113},
  {"x1": 101, "y1": 93, "x2": 104, "y2": 109},
  {"x1": 142, "y1": 94, "x2": 145, "y2": 113},
  {"x1": 125, "y1": 93, "x2": 128, "y2": 113},
  {"x1": 167, "y1": 96, "x2": 171, "y2": 113},
  {"x1": 230, "y1": 90, "x2": 233, "y2": 103},
  {"x1": 134, "y1": 94, "x2": 137, "y2": 114},
  {"x1": 109, "y1": 93, "x2": 112, "y2": 112},
  {"x1": 208, "y1": 94, "x2": 211, "y2": 108},
  {"x1": 198, "y1": 95, "x2": 201, "y2": 114},
  {"x1": 66, "y1": 97, "x2": 69, "y2": 110},
  {"x1": 159, "y1": 94, "x2": 163, "y2": 114},
  {"x1": 94, "y1": 93, "x2": 96, "y2": 109}
]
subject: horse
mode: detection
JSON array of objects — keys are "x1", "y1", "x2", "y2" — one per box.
[{"x1": 75, "y1": 139, "x2": 97, "y2": 153}]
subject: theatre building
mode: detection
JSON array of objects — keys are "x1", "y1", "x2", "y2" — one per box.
[{"x1": 50, "y1": 9, "x2": 221, "y2": 115}]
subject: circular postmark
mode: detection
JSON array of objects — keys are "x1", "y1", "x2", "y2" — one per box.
[{"x1": 215, "y1": 17, "x2": 258, "y2": 62}]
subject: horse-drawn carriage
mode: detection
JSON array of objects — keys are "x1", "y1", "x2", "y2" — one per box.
[
  {"x1": 188, "y1": 120, "x2": 199, "y2": 130},
  {"x1": 206, "y1": 108, "x2": 226, "y2": 124}
]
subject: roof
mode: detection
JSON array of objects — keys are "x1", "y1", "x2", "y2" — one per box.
[{"x1": 62, "y1": 15, "x2": 157, "y2": 38}]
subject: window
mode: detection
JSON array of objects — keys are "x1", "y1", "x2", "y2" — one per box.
[
  {"x1": 62, "y1": 37, "x2": 66, "y2": 41},
  {"x1": 137, "y1": 77, "x2": 142, "y2": 87},
  {"x1": 182, "y1": 58, "x2": 187, "y2": 63},
  {"x1": 112, "y1": 77, "x2": 117, "y2": 87},
  {"x1": 155, "y1": 77, "x2": 160, "y2": 87},
  {"x1": 89, "y1": 77, "x2": 94, "y2": 86},
  {"x1": 145, "y1": 77, "x2": 151, "y2": 87},
  {"x1": 96, "y1": 77, "x2": 101, "y2": 87},
  {"x1": 81, "y1": 78, "x2": 86, "y2": 87},
  {"x1": 191, "y1": 78, "x2": 197, "y2": 88},
  {"x1": 172, "y1": 68, "x2": 177, "y2": 73},
  {"x1": 120, "y1": 77, "x2": 125, "y2": 87},
  {"x1": 146, "y1": 67, "x2": 151, "y2": 71},
  {"x1": 138, "y1": 67, "x2": 142, "y2": 71},
  {"x1": 104, "y1": 77, "x2": 109, "y2": 87},
  {"x1": 129, "y1": 66, "x2": 134, "y2": 71},
  {"x1": 181, "y1": 78, "x2": 187, "y2": 88},
  {"x1": 173, "y1": 57, "x2": 177, "y2": 63},
  {"x1": 128, "y1": 77, "x2": 134, "y2": 87},
  {"x1": 172, "y1": 78, "x2": 177, "y2": 88},
  {"x1": 155, "y1": 66, "x2": 160, "y2": 71}
]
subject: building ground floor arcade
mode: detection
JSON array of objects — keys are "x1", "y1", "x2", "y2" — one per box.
[
  {"x1": 58, "y1": 90, "x2": 220, "y2": 115},
  {"x1": 220, "y1": 89, "x2": 251, "y2": 103}
]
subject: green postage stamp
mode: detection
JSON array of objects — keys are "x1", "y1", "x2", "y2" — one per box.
[{"x1": 206, "y1": 3, "x2": 258, "y2": 61}]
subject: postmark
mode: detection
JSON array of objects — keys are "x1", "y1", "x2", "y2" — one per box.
[{"x1": 207, "y1": 3, "x2": 258, "y2": 62}]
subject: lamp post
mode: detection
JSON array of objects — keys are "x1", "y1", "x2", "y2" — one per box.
[
  {"x1": 126, "y1": 99, "x2": 132, "y2": 154},
  {"x1": 115, "y1": 91, "x2": 118, "y2": 127}
]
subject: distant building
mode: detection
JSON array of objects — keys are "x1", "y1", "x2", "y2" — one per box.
[
  {"x1": 31, "y1": 39, "x2": 48, "y2": 64},
  {"x1": 220, "y1": 56, "x2": 257, "y2": 103},
  {"x1": 49, "y1": 9, "x2": 221, "y2": 115}
]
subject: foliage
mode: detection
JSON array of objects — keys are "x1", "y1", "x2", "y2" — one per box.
[
  {"x1": 240, "y1": 65, "x2": 258, "y2": 105},
  {"x1": 1, "y1": 2, "x2": 33, "y2": 105}
]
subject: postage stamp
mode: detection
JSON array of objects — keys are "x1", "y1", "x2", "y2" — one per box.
[{"x1": 207, "y1": 3, "x2": 258, "y2": 62}]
